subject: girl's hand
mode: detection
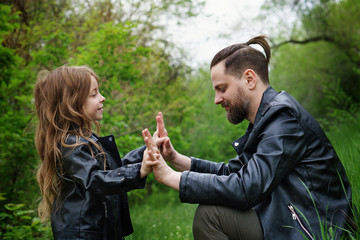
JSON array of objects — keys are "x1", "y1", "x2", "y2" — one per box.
[
  {"x1": 145, "y1": 139, "x2": 180, "y2": 190},
  {"x1": 142, "y1": 128, "x2": 181, "y2": 190},
  {"x1": 140, "y1": 129, "x2": 161, "y2": 178},
  {"x1": 140, "y1": 148, "x2": 159, "y2": 178},
  {"x1": 147, "y1": 149, "x2": 172, "y2": 183}
]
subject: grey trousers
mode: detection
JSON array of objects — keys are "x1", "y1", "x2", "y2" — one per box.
[{"x1": 192, "y1": 205, "x2": 263, "y2": 240}]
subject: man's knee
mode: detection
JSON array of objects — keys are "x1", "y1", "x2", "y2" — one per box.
[
  {"x1": 193, "y1": 205, "x2": 215, "y2": 231},
  {"x1": 193, "y1": 205, "x2": 223, "y2": 240},
  {"x1": 193, "y1": 204, "x2": 263, "y2": 240},
  {"x1": 193, "y1": 205, "x2": 217, "y2": 226}
]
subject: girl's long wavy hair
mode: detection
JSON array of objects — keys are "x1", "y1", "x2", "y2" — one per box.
[{"x1": 34, "y1": 66, "x2": 105, "y2": 222}]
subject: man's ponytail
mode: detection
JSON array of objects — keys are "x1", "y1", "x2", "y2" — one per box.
[{"x1": 246, "y1": 35, "x2": 271, "y2": 63}]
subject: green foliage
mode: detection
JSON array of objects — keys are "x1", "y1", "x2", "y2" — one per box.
[
  {"x1": 0, "y1": 202, "x2": 53, "y2": 239},
  {"x1": 327, "y1": 115, "x2": 360, "y2": 211},
  {"x1": 270, "y1": 41, "x2": 357, "y2": 120},
  {"x1": 0, "y1": 4, "x2": 19, "y2": 85},
  {"x1": 265, "y1": 0, "x2": 360, "y2": 122},
  {"x1": 0, "y1": 4, "x2": 39, "y2": 203},
  {"x1": 0, "y1": 0, "x2": 202, "y2": 205},
  {"x1": 185, "y1": 66, "x2": 248, "y2": 161},
  {"x1": 326, "y1": 116, "x2": 360, "y2": 239}
]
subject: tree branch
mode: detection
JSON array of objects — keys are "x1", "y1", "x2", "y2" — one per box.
[
  {"x1": 272, "y1": 36, "x2": 335, "y2": 49},
  {"x1": 272, "y1": 36, "x2": 360, "y2": 67}
]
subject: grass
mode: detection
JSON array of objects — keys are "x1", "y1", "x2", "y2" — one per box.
[
  {"x1": 128, "y1": 188, "x2": 197, "y2": 240},
  {"x1": 327, "y1": 124, "x2": 360, "y2": 209},
  {"x1": 326, "y1": 121, "x2": 360, "y2": 239}
]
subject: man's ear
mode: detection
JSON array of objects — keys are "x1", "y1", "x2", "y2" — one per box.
[{"x1": 244, "y1": 69, "x2": 256, "y2": 89}]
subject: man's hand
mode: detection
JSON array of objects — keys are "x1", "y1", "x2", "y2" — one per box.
[
  {"x1": 156, "y1": 112, "x2": 168, "y2": 138},
  {"x1": 142, "y1": 128, "x2": 181, "y2": 190},
  {"x1": 154, "y1": 112, "x2": 178, "y2": 163}
]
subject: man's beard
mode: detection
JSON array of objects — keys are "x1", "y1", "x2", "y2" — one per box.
[{"x1": 226, "y1": 92, "x2": 249, "y2": 124}]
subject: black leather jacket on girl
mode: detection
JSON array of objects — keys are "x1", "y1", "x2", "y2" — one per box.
[
  {"x1": 179, "y1": 87, "x2": 352, "y2": 240},
  {"x1": 51, "y1": 134, "x2": 146, "y2": 240}
]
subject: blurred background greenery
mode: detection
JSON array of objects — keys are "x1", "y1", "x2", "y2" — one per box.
[{"x1": 0, "y1": 0, "x2": 359, "y2": 239}]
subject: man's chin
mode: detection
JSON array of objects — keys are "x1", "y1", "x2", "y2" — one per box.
[{"x1": 227, "y1": 113, "x2": 245, "y2": 125}]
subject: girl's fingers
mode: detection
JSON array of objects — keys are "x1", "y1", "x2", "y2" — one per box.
[
  {"x1": 148, "y1": 149, "x2": 158, "y2": 162},
  {"x1": 145, "y1": 158, "x2": 159, "y2": 166},
  {"x1": 142, "y1": 129, "x2": 157, "y2": 148},
  {"x1": 144, "y1": 136, "x2": 151, "y2": 150},
  {"x1": 144, "y1": 137, "x2": 158, "y2": 156}
]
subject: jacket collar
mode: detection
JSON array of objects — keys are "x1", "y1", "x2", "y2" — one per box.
[
  {"x1": 253, "y1": 86, "x2": 279, "y2": 127},
  {"x1": 232, "y1": 86, "x2": 279, "y2": 154},
  {"x1": 90, "y1": 133, "x2": 99, "y2": 142}
]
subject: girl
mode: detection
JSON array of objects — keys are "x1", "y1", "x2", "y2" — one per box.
[{"x1": 34, "y1": 66, "x2": 155, "y2": 239}]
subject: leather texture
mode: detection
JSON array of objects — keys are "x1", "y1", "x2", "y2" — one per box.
[
  {"x1": 51, "y1": 134, "x2": 146, "y2": 240},
  {"x1": 180, "y1": 87, "x2": 351, "y2": 240}
]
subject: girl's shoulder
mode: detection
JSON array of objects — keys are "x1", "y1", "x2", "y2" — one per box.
[
  {"x1": 65, "y1": 134, "x2": 98, "y2": 145},
  {"x1": 61, "y1": 134, "x2": 100, "y2": 157}
]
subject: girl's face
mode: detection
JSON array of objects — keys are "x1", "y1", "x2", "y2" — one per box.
[{"x1": 83, "y1": 76, "x2": 105, "y2": 121}]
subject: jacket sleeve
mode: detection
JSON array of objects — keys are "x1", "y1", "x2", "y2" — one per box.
[
  {"x1": 121, "y1": 145, "x2": 146, "y2": 165},
  {"x1": 62, "y1": 143, "x2": 146, "y2": 195},
  {"x1": 190, "y1": 156, "x2": 242, "y2": 175},
  {"x1": 179, "y1": 108, "x2": 307, "y2": 209}
]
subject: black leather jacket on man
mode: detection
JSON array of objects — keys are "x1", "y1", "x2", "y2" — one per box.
[
  {"x1": 180, "y1": 86, "x2": 351, "y2": 239},
  {"x1": 51, "y1": 134, "x2": 146, "y2": 240}
]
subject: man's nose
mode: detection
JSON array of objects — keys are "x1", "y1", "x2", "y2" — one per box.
[{"x1": 214, "y1": 93, "x2": 222, "y2": 105}]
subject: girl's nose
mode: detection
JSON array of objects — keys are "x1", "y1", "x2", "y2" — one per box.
[{"x1": 100, "y1": 94, "x2": 105, "y2": 103}]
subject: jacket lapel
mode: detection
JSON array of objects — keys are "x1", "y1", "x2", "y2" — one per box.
[{"x1": 97, "y1": 135, "x2": 122, "y2": 168}]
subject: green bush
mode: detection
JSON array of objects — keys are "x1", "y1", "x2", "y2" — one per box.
[{"x1": 0, "y1": 199, "x2": 53, "y2": 239}]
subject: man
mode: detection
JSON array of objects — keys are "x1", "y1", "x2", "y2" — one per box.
[{"x1": 143, "y1": 35, "x2": 352, "y2": 239}]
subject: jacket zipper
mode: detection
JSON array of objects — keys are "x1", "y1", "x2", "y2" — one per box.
[
  {"x1": 103, "y1": 201, "x2": 108, "y2": 218},
  {"x1": 288, "y1": 204, "x2": 314, "y2": 240}
]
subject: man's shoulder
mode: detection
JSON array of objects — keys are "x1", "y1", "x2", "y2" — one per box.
[
  {"x1": 260, "y1": 91, "x2": 298, "y2": 117},
  {"x1": 269, "y1": 91, "x2": 295, "y2": 108}
]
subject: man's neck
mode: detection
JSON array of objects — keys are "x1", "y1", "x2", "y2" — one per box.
[{"x1": 247, "y1": 84, "x2": 269, "y2": 124}]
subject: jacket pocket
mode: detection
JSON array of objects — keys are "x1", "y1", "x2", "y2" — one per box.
[{"x1": 288, "y1": 204, "x2": 314, "y2": 240}]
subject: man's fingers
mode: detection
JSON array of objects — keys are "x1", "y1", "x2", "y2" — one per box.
[
  {"x1": 154, "y1": 136, "x2": 167, "y2": 146},
  {"x1": 164, "y1": 137, "x2": 172, "y2": 149}
]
